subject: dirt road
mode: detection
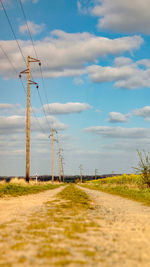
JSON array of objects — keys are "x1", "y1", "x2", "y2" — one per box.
[
  {"x1": 0, "y1": 185, "x2": 150, "y2": 266},
  {"x1": 0, "y1": 186, "x2": 64, "y2": 225},
  {"x1": 80, "y1": 186, "x2": 150, "y2": 267}
]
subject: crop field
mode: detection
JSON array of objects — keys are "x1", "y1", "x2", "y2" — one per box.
[{"x1": 82, "y1": 174, "x2": 150, "y2": 206}]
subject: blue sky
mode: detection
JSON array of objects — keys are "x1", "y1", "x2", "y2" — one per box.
[{"x1": 1, "y1": 0, "x2": 150, "y2": 176}]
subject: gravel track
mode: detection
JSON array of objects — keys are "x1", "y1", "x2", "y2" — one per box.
[
  {"x1": 0, "y1": 185, "x2": 150, "y2": 266},
  {"x1": 79, "y1": 186, "x2": 150, "y2": 267},
  {"x1": 0, "y1": 186, "x2": 64, "y2": 225}
]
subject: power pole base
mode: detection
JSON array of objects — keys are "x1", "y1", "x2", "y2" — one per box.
[{"x1": 26, "y1": 177, "x2": 30, "y2": 183}]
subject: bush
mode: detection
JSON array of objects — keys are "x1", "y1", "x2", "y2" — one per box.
[{"x1": 134, "y1": 150, "x2": 150, "y2": 187}]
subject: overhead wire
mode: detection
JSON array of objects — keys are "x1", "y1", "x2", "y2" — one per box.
[
  {"x1": 0, "y1": 0, "x2": 27, "y2": 67},
  {"x1": 0, "y1": 0, "x2": 51, "y2": 135},
  {"x1": 0, "y1": 44, "x2": 47, "y2": 136},
  {"x1": 17, "y1": 0, "x2": 56, "y2": 133}
]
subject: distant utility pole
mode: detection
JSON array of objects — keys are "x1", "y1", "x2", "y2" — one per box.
[
  {"x1": 49, "y1": 128, "x2": 57, "y2": 182},
  {"x1": 19, "y1": 56, "x2": 40, "y2": 182},
  {"x1": 79, "y1": 164, "x2": 83, "y2": 183},
  {"x1": 61, "y1": 153, "x2": 64, "y2": 182},
  {"x1": 58, "y1": 148, "x2": 62, "y2": 182},
  {"x1": 95, "y1": 168, "x2": 98, "y2": 180}
]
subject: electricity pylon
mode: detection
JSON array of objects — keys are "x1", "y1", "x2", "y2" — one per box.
[
  {"x1": 19, "y1": 56, "x2": 41, "y2": 182},
  {"x1": 95, "y1": 168, "x2": 98, "y2": 179},
  {"x1": 49, "y1": 128, "x2": 58, "y2": 182},
  {"x1": 79, "y1": 164, "x2": 83, "y2": 183}
]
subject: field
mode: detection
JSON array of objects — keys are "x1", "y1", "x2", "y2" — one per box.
[
  {"x1": 82, "y1": 174, "x2": 150, "y2": 206},
  {"x1": 0, "y1": 178, "x2": 63, "y2": 197}
]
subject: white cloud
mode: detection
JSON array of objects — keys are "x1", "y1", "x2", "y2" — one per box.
[
  {"x1": 133, "y1": 106, "x2": 150, "y2": 118},
  {"x1": 91, "y1": 0, "x2": 150, "y2": 34},
  {"x1": 0, "y1": 114, "x2": 68, "y2": 135},
  {"x1": 0, "y1": 103, "x2": 39, "y2": 115},
  {"x1": 87, "y1": 57, "x2": 150, "y2": 89},
  {"x1": 73, "y1": 77, "x2": 84, "y2": 85},
  {"x1": 95, "y1": 109, "x2": 101, "y2": 113},
  {"x1": 0, "y1": 31, "x2": 143, "y2": 79},
  {"x1": 84, "y1": 126, "x2": 150, "y2": 139},
  {"x1": 19, "y1": 20, "x2": 45, "y2": 35},
  {"x1": 108, "y1": 112, "x2": 130, "y2": 123},
  {"x1": 42, "y1": 102, "x2": 92, "y2": 115},
  {"x1": 77, "y1": 0, "x2": 89, "y2": 14},
  {"x1": 21, "y1": 0, "x2": 39, "y2": 3}
]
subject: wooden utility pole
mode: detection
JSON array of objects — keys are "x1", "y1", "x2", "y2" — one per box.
[
  {"x1": 58, "y1": 148, "x2": 61, "y2": 182},
  {"x1": 52, "y1": 128, "x2": 54, "y2": 182},
  {"x1": 19, "y1": 56, "x2": 40, "y2": 182},
  {"x1": 95, "y1": 168, "x2": 98, "y2": 180},
  {"x1": 49, "y1": 128, "x2": 57, "y2": 182},
  {"x1": 79, "y1": 164, "x2": 83, "y2": 183},
  {"x1": 26, "y1": 56, "x2": 30, "y2": 182},
  {"x1": 61, "y1": 154, "x2": 64, "y2": 182}
]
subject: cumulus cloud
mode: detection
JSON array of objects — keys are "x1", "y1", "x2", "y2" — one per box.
[
  {"x1": 77, "y1": 0, "x2": 91, "y2": 14},
  {"x1": 19, "y1": 20, "x2": 45, "y2": 35},
  {"x1": 84, "y1": 126, "x2": 150, "y2": 139},
  {"x1": 21, "y1": 0, "x2": 39, "y2": 3},
  {"x1": 0, "y1": 103, "x2": 39, "y2": 115},
  {"x1": 87, "y1": 57, "x2": 150, "y2": 89},
  {"x1": 108, "y1": 112, "x2": 130, "y2": 123},
  {"x1": 91, "y1": 0, "x2": 150, "y2": 34},
  {"x1": 73, "y1": 77, "x2": 84, "y2": 85},
  {"x1": 0, "y1": 30, "x2": 143, "y2": 79},
  {"x1": 0, "y1": 114, "x2": 68, "y2": 135},
  {"x1": 133, "y1": 106, "x2": 150, "y2": 118},
  {"x1": 42, "y1": 102, "x2": 92, "y2": 115}
]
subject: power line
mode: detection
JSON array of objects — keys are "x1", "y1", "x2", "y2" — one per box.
[
  {"x1": 17, "y1": 0, "x2": 53, "y2": 123},
  {"x1": 1, "y1": 0, "x2": 51, "y2": 132},
  {"x1": 0, "y1": 44, "x2": 47, "y2": 136},
  {"x1": 17, "y1": 0, "x2": 38, "y2": 59},
  {"x1": 0, "y1": 0, "x2": 27, "y2": 67}
]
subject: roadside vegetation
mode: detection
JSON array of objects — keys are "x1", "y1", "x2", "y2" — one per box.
[
  {"x1": 82, "y1": 174, "x2": 150, "y2": 206},
  {"x1": 0, "y1": 178, "x2": 63, "y2": 197}
]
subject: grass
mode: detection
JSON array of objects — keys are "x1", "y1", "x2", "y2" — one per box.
[
  {"x1": 0, "y1": 182, "x2": 63, "y2": 197},
  {"x1": 82, "y1": 174, "x2": 150, "y2": 206},
  {"x1": 26, "y1": 184, "x2": 99, "y2": 263},
  {"x1": 58, "y1": 184, "x2": 91, "y2": 209}
]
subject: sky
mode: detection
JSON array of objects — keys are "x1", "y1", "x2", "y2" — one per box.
[{"x1": 1, "y1": 0, "x2": 150, "y2": 176}]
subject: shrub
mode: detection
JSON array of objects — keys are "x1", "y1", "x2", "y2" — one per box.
[{"x1": 134, "y1": 150, "x2": 150, "y2": 187}]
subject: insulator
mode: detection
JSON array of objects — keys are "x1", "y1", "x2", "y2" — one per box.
[
  {"x1": 19, "y1": 74, "x2": 21, "y2": 78},
  {"x1": 39, "y1": 62, "x2": 41, "y2": 66},
  {"x1": 36, "y1": 85, "x2": 38, "y2": 89}
]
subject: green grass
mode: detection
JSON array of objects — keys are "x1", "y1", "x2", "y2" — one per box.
[
  {"x1": 58, "y1": 184, "x2": 91, "y2": 209},
  {"x1": 82, "y1": 174, "x2": 150, "y2": 206},
  {"x1": 0, "y1": 183, "x2": 63, "y2": 197}
]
